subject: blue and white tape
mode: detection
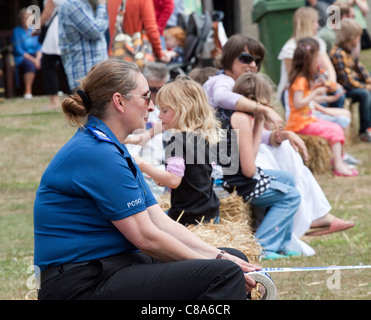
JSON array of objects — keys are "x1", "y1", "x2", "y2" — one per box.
[
  {"x1": 259, "y1": 265, "x2": 371, "y2": 273},
  {"x1": 248, "y1": 265, "x2": 371, "y2": 300}
]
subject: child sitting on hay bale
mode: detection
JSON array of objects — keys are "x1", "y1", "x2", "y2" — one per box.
[
  {"x1": 231, "y1": 72, "x2": 354, "y2": 254},
  {"x1": 134, "y1": 75, "x2": 221, "y2": 226},
  {"x1": 213, "y1": 73, "x2": 301, "y2": 260},
  {"x1": 286, "y1": 37, "x2": 358, "y2": 177}
]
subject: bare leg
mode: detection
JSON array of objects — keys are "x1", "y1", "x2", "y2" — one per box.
[
  {"x1": 47, "y1": 94, "x2": 61, "y2": 109},
  {"x1": 331, "y1": 142, "x2": 353, "y2": 175},
  {"x1": 23, "y1": 72, "x2": 35, "y2": 96}
]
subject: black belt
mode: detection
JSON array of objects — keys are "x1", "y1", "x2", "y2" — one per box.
[{"x1": 40, "y1": 261, "x2": 90, "y2": 285}]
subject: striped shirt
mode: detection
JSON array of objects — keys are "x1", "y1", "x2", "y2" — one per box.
[
  {"x1": 330, "y1": 45, "x2": 371, "y2": 91},
  {"x1": 59, "y1": 0, "x2": 108, "y2": 90}
]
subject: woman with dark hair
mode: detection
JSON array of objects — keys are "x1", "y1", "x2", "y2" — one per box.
[
  {"x1": 203, "y1": 34, "x2": 354, "y2": 256},
  {"x1": 204, "y1": 34, "x2": 283, "y2": 133}
]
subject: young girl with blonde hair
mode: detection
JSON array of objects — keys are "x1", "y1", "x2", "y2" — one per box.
[{"x1": 135, "y1": 75, "x2": 221, "y2": 225}]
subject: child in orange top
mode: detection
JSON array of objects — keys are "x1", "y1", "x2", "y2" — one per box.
[{"x1": 286, "y1": 37, "x2": 358, "y2": 177}]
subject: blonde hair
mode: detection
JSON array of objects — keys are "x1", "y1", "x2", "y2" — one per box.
[
  {"x1": 335, "y1": 18, "x2": 362, "y2": 49},
  {"x1": 62, "y1": 58, "x2": 141, "y2": 127},
  {"x1": 156, "y1": 75, "x2": 221, "y2": 144},
  {"x1": 333, "y1": 1, "x2": 353, "y2": 17},
  {"x1": 292, "y1": 7, "x2": 318, "y2": 41},
  {"x1": 233, "y1": 72, "x2": 273, "y2": 106}
]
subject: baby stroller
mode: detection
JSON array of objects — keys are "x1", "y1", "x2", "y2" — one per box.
[{"x1": 167, "y1": 11, "x2": 213, "y2": 79}]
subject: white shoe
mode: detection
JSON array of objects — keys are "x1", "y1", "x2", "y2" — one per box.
[
  {"x1": 23, "y1": 93, "x2": 33, "y2": 100},
  {"x1": 342, "y1": 153, "x2": 361, "y2": 165}
]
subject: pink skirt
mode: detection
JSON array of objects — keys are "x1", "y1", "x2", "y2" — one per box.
[{"x1": 298, "y1": 118, "x2": 345, "y2": 146}]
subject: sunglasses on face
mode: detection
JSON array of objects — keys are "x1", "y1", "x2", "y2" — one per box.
[
  {"x1": 122, "y1": 91, "x2": 152, "y2": 106},
  {"x1": 238, "y1": 52, "x2": 262, "y2": 67}
]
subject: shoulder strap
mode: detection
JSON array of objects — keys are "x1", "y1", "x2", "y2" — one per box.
[
  {"x1": 85, "y1": 125, "x2": 115, "y2": 144},
  {"x1": 115, "y1": 0, "x2": 127, "y2": 34},
  {"x1": 119, "y1": 0, "x2": 127, "y2": 13},
  {"x1": 46, "y1": 11, "x2": 58, "y2": 27},
  {"x1": 85, "y1": 125, "x2": 137, "y2": 178}
]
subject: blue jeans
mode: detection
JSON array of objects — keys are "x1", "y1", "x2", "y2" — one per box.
[
  {"x1": 314, "y1": 110, "x2": 350, "y2": 129},
  {"x1": 319, "y1": 88, "x2": 346, "y2": 109},
  {"x1": 329, "y1": 90, "x2": 345, "y2": 109},
  {"x1": 346, "y1": 88, "x2": 371, "y2": 133},
  {"x1": 250, "y1": 170, "x2": 301, "y2": 255}
]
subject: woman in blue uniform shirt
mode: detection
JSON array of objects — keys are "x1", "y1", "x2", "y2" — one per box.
[{"x1": 33, "y1": 58, "x2": 261, "y2": 300}]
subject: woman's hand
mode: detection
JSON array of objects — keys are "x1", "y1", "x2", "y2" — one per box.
[
  {"x1": 24, "y1": 53, "x2": 42, "y2": 70},
  {"x1": 34, "y1": 56, "x2": 42, "y2": 70},
  {"x1": 260, "y1": 105, "x2": 284, "y2": 133},
  {"x1": 222, "y1": 252, "x2": 261, "y2": 293}
]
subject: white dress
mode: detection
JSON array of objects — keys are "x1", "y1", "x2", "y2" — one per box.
[{"x1": 255, "y1": 140, "x2": 332, "y2": 256}]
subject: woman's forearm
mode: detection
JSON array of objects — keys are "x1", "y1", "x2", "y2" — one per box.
[
  {"x1": 147, "y1": 204, "x2": 220, "y2": 258},
  {"x1": 113, "y1": 209, "x2": 211, "y2": 262},
  {"x1": 146, "y1": 204, "x2": 261, "y2": 273}
]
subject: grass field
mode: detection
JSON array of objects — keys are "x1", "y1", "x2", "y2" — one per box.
[{"x1": 1, "y1": 57, "x2": 370, "y2": 300}]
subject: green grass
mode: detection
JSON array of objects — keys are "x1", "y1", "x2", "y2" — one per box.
[
  {"x1": 1, "y1": 53, "x2": 371, "y2": 299},
  {"x1": 0, "y1": 96, "x2": 75, "y2": 299}
]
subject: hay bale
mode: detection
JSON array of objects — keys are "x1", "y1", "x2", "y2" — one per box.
[
  {"x1": 157, "y1": 192, "x2": 262, "y2": 265},
  {"x1": 158, "y1": 192, "x2": 264, "y2": 299},
  {"x1": 344, "y1": 98, "x2": 360, "y2": 146},
  {"x1": 298, "y1": 134, "x2": 332, "y2": 175}
]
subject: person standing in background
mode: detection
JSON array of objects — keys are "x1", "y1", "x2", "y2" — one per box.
[
  {"x1": 107, "y1": 0, "x2": 171, "y2": 63},
  {"x1": 344, "y1": 0, "x2": 371, "y2": 49},
  {"x1": 59, "y1": 0, "x2": 108, "y2": 92},
  {"x1": 39, "y1": 0, "x2": 69, "y2": 109},
  {"x1": 153, "y1": 0, "x2": 174, "y2": 49}
]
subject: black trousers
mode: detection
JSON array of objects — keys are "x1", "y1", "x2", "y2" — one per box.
[
  {"x1": 41, "y1": 54, "x2": 66, "y2": 95},
  {"x1": 38, "y1": 248, "x2": 248, "y2": 300}
]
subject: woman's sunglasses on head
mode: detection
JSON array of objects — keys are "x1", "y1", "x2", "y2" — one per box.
[{"x1": 238, "y1": 52, "x2": 262, "y2": 67}]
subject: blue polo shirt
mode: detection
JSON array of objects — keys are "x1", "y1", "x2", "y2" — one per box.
[{"x1": 34, "y1": 116, "x2": 157, "y2": 272}]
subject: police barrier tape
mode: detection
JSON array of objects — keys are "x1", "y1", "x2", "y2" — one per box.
[{"x1": 248, "y1": 265, "x2": 371, "y2": 300}]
